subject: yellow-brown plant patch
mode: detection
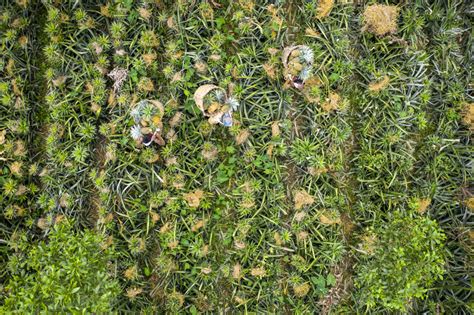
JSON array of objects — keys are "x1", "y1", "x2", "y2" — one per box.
[
  {"x1": 159, "y1": 222, "x2": 172, "y2": 234},
  {"x1": 294, "y1": 190, "x2": 315, "y2": 210},
  {"x1": 274, "y1": 232, "x2": 283, "y2": 246},
  {"x1": 297, "y1": 231, "x2": 309, "y2": 242},
  {"x1": 271, "y1": 121, "x2": 281, "y2": 138},
  {"x1": 305, "y1": 27, "x2": 321, "y2": 38},
  {"x1": 241, "y1": 197, "x2": 255, "y2": 209},
  {"x1": 191, "y1": 219, "x2": 206, "y2": 232},
  {"x1": 15, "y1": 185, "x2": 27, "y2": 196},
  {"x1": 126, "y1": 287, "x2": 143, "y2": 299},
  {"x1": 183, "y1": 189, "x2": 204, "y2": 208},
  {"x1": 0, "y1": 130, "x2": 6, "y2": 145},
  {"x1": 465, "y1": 197, "x2": 474, "y2": 210},
  {"x1": 321, "y1": 92, "x2": 341, "y2": 112},
  {"x1": 416, "y1": 198, "x2": 431, "y2": 214},
  {"x1": 202, "y1": 145, "x2": 218, "y2": 161},
  {"x1": 308, "y1": 166, "x2": 329, "y2": 176},
  {"x1": 14, "y1": 140, "x2": 26, "y2": 157},
  {"x1": 9, "y1": 161, "x2": 23, "y2": 176},
  {"x1": 138, "y1": 8, "x2": 151, "y2": 20},
  {"x1": 233, "y1": 263, "x2": 242, "y2": 280},
  {"x1": 263, "y1": 62, "x2": 278, "y2": 79},
  {"x1": 124, "y1": 265, "x2": 138, "y2": 280},
  {"x1": 201, "y1": 267, "x2": 212, "y2": 274},
  {"x1": 293, "y1": 282, "x2": 311, "y2": 298},
  {"x1": 194, "y1": 60, "x2": 208, "y2": 73},
  {"x1": 169, "y1": 111, "x2": 183, "y2": 128},
  {"x1": 363, "y1": 4, "x2": 400, "y2": 36},
  {"x1": 361, "y1": 233, "x2": 377, "y2": 255},
  {"x1": 235, "y1": 129, "x2": 251, "y2": 145},
  {"x1": 319, "y1": 209, "x2": 341, "y2": 225},
  {"x1": 201, "y1": 244, "x2": 209, "y2": 256},
  {"x1": 316, "y1": 0, "x2": 334, "y2": 19},
  {"x1": 234, "y1": 240, "x2": 246, "y2": 250},
  {"x1": 461, "y1": 103, "x2": 474, "y2": 131},
  {"x1": 37, "y1": 217, "x2": 49, "y2": 230},
  {"x1": 368, "y1": 75, "x2": 390, "y2": 92},
  {"x1": 251, "y1": 266, "x2": 266, "y2": 277},
  {"x1": 142, "y1": 52, "x2": 157, "y2": 66}
]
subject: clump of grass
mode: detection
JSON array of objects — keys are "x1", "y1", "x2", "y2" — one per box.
[
  {"x1": 368, "y1": 75, "x2": 390, "y2": 92},
  {"x1": 321, "y1": 92, "x2": 342, "y2": 113},
  {"x1": 316, "y1": 0, "x2": 334, "y2": 19},
  {"x1": 362, "y1": 4, "x2": 400, "y2": 36},
  {"x1": 461, "y1": 103, "x2": 473, "y2": 131}
]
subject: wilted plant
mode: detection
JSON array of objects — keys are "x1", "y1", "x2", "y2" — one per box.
[
  {"x1": 362, "y1": 4, "x2": 400, "y2": 36},
  {"x1": 316, "y1": 0, "x2": 334, "y2": 19},
  {"x1": 461, "y1": 103, "x2": 473, "y2": 131}
]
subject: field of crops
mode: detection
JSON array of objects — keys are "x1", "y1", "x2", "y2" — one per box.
[{"x1": 0, "y1": 0, "x2": 472, "y2": 313}]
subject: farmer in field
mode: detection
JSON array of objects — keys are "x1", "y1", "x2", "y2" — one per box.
[{"x1": 130, "y1": 100, "x2": 166, "y2": 147}]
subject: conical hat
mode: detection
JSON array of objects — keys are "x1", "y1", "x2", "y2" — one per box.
[{"x1": 193, "y1": 84, "x2": 224, "y2": 116}]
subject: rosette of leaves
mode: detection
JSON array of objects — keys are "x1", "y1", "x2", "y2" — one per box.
[
  {"x1": 130, "y1": 100, "x2": 165, "y2": 146},
  {"x1": 282, "y1": 45, "x2": 314, "y2": 89},
  {"x1": 193, "y1": 84, "x2": 239, "y2": 126}
]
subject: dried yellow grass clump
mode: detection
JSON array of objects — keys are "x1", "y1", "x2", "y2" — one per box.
[
  {"x1": 368, "y1": 75, "x2": 390, "y2": 92},
  {"x1": 235, "y1": 129, "x2": 251, "y2": 145},
  {"x1": 232, "y1": 263, "x2": 242, "y2": 280},
  {"x1": 361, "y1": 233, "x2": 377, "y2": 255},
  {"x1": 191, "y1": 219, "x2": 206, "y2": 232},
  {"x1": 126, "y1": 287, "x2": 143, "y2": 299},
  {"x1": 263, "y1": 62, "x2": 278, "y2": 79},
  {"x1": 0, "y1": 129, "x2": 6, "y2": 144},
  {"x1": 465, "y1": 197, "x2": 474, "y2": 210},
  {"x1": 416, "y1": 198, "x2": 431, "y2": 214},
  {"x1": 461, "y1": 103, "x2": 474, "y2": 131},
  {"x1": 294, "y1": 190, "x2": 315, "y2": 210},
  {"x1": 363, "y1": 4, "x2": 400, "y2": 36},
  {"x1": 250, "y1": 266, "x2": 266, "y2": 277},
  {"x1": 293, "y1": 283, "x2": 311, "y2": 297},
  {"x1": 124, "y1": 265, "x2": 138, "y2": 280},
  {"x1": 317, "y1": 0, "x2": 334, "y2": 19},
  {"x1": 271, "y1": 121, "x2": 281, "y2": 138},
  {"x1": 321, "y1": 92, "x2": 341, "y2": 112},
  {"x1": 319, "y1": 210, "x2": 342, "y2": 225},
  {"x1": 183, "y1": 190, "x2": 204, "y2": 208}
]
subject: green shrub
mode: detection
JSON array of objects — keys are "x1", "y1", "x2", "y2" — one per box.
[
  {"x1": 1, "y1": 220, "x2": 119, "y2": 313},
  {"x1": 355, "y1": 212, "x2": 446, "y2": 311}
]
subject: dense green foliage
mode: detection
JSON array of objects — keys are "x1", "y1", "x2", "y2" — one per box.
[
  {"x1": 0, "y1": 0, "x2": 471, "y2": 313},
  {"x1": 1, "y1": 220, "x2": 119, "y2": 312},
  {"x1": 356, "y1": 212, "x2": 446, "y2": 311}
]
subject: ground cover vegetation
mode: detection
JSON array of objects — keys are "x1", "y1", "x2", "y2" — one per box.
[{"x1": 0, "y1": 0, "x2": 472, "y2": 313}]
